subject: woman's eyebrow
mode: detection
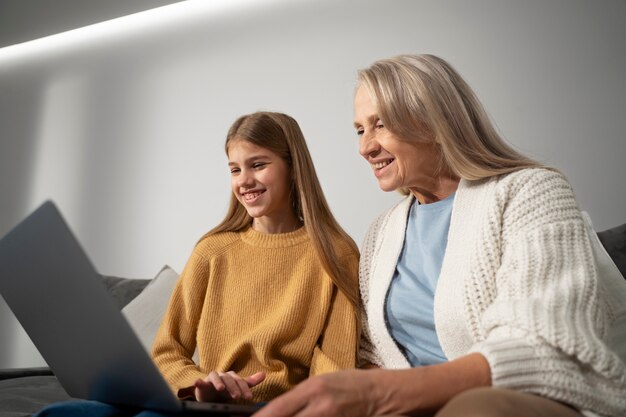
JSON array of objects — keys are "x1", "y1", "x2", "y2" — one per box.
[{"x1": 354, "y1": 115, "x2": 378, "y2": 129}]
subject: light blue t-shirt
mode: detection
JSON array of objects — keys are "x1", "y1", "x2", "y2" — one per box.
[{"x1": 385, "y1": 193, "x2": 455, "y2": 366}]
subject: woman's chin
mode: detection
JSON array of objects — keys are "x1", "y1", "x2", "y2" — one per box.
[{"x1": 377, "y1": 180, "x2": 399, "y2": 193}]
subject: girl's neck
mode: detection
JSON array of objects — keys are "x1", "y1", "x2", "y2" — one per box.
[{"x1": 252, "y1": 215, "x2": 303, "y2": 234}]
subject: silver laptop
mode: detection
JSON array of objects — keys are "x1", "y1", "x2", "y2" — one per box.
[{"x1": 0, "y1": 201, "x2": 261, "y2": 416}]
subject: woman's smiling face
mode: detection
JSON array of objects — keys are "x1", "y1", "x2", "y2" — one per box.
[{"x1": 353, "y1": 85, "x2": 441, "y2": 195}]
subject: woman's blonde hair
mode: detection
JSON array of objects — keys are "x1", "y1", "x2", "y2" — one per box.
[
  {"x1": 207, "y1": 111, "x2": 359, "y2": 308},
  {"x1": 357, "y1": 54, "x2": 541, "y2": 181}
]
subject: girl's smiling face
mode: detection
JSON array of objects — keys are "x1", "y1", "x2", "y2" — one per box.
[{"x1": 228, "y1": 139, "x2": 297, "y2": 233}]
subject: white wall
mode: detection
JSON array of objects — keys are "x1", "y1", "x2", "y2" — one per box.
[{"x1": 1, "y1": 0, "x2": 625, "y2": 368}]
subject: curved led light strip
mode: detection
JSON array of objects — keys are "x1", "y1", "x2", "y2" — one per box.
[{"x1": 0, "y1": 0, "x2": 281, "y2": 63}]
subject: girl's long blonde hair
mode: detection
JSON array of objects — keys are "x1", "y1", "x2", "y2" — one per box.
[
  {"x1": 207, "y1": 111, "x2": 359, "y2": 308},
  {"x1": 358, "y1": 54, "x2": 541, "y2": 182}
]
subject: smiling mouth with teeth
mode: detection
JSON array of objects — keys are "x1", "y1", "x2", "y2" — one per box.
[
  {"x1": 243, "y1": 190, "x2": 265, "y2": 202},
  {"x1": 372, "y1": 159, "x2": 395, "y2": 170}
]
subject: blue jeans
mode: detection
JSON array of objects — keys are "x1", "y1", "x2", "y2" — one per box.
[{"x1": 34, "y1": 400, "x2": 175, "y2": 417}]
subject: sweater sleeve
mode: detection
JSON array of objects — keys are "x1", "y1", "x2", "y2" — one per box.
[
  {"x1": 309, "y1": 251, "x2": 359, "y2": 375},
  {"x1": 467, "y1": 170, "x2": 626, "y2": 415},
  {"x1": 151, "y1": 248, "x2": 209, "y2": 397}
]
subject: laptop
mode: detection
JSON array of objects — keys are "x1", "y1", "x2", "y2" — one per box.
[{"x1": 0, "y1": 201, "x2": 261, "y2": 416}]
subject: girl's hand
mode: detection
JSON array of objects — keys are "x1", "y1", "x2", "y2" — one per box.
[{"x1": 194, "y1": 371, "x2": 266, "y2": 402}]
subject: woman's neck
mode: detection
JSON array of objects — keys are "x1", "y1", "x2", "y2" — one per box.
[{"x1": 409, "y1": 174, "x2": 460, "y2": 204}]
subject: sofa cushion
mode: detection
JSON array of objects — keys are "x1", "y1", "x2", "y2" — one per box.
[
  {"x1": 100, "y1": 275, "x2": 151, "y2": 309},
  {"x1": 122, "y1": 265, "x2": 179, "y2": 353}
]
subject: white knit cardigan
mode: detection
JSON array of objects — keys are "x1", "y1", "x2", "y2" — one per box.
[{"x1": 358, "y1": 168, "x2": 626, "y2": 417}]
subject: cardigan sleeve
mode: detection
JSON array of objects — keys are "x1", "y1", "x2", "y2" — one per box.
[
  {"x1": 309, "y1": 250, "x2": 359, "y2": 375},
  {"x1": 357, "y1": 213, "x2": 387, "y2": 367},
  {"x1": 357, "y1": 305, "x2": 382, "y2": 368},
  {"x1": 356, "y1": 199, "x2": 414, "y2": 369},
  {"x1": 151, "y1": 248, "x2": 209, "y2": 397},
  {"x1": 466, "y1": 169, "x2": 626, "y2": 415}
]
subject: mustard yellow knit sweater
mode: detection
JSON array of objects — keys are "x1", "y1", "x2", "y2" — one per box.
[{"x1": 151, "y1": 226, "x2": 359, "y2": 403}]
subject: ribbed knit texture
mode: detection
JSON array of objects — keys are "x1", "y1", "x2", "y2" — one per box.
[
  {"x1": 359, "y1": 168, "x2": 626, "y2": 417},
  {"x1": 152, "y1": 226, "x2": 358, "y2": 403}
]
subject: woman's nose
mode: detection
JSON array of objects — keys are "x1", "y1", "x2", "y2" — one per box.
[{"x1": 359, "y1": 131, "x2": 380, "y2": 159}]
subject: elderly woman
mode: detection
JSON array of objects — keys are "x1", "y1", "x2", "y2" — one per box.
[{"x1": 256, "y1": 54, "x2": 626, "y2": 417}]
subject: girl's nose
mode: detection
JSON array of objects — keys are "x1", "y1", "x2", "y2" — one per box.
[{"x1": 237, "y1": 170, "x2": 255, "y2": 188}]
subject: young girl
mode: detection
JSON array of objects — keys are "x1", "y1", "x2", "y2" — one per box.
[
  {"x1": 35, "y1": 111, "x2": 359, "y2": 416},
  {"x1": 152, "y1": 111, "x2": 360, "y2": 403}
]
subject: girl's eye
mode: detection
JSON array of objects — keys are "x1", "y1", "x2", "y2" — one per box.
[
  {"x1": 230, "y1": 168, "x2": 240, "y2": 174},
  {"x1": 252, "y1": 163, "x2": 266, "y2": 169}
]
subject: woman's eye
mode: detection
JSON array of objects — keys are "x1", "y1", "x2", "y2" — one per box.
[
  {"x1": 356, "y1": 129, "x2": 364, "y2": 136},
  {"x1": 375, "y1": 122, "x2": 384, "y2": 129}
]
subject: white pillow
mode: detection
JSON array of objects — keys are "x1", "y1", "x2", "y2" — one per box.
[{"x1": 122, "y1": 265, "x2": 179, "y2": 353}]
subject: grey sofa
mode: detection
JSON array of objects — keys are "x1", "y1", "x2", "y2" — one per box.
[{"x1": 0, "y1": 224, "x2": 625, "y2": 417}]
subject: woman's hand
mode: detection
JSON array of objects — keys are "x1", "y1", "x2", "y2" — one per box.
[
  {"x1": 194, "y1": 371, "x2": 266, "y2": 402},
  {"x1": 254, "y1": 353, "x2": 491, "y2": 417},
  {"x1": 254, "y1": 369, "x2": 379, "y2": 417}
]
